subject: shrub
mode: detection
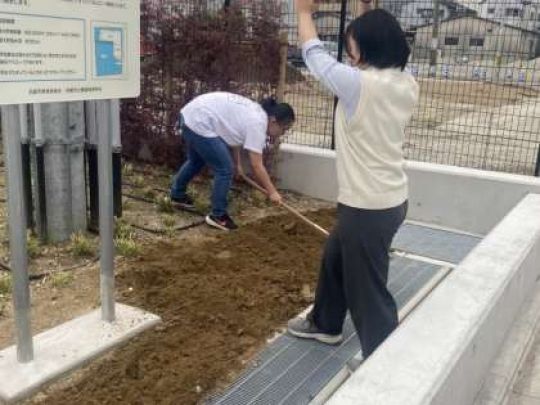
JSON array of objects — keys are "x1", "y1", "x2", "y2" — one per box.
[{"x1": 121, "y1": 1, "x2": 282, "y2": 169}]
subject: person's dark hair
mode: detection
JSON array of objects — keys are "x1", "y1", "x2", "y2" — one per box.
[
  {"x1": 260, "y1": 97, "x2": 295, "y2": 125},
  {"x1": 345, "y1": 9, "x2": 410, "y2": 71}
]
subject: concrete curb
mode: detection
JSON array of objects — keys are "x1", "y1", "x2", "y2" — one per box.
[{"x1": 474, "y1": 284, "x2": 540, "y2": 405}]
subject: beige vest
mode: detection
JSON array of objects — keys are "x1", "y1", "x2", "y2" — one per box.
[{"x1": 335, "y1": 68, "x2": 419, "y2": 210}]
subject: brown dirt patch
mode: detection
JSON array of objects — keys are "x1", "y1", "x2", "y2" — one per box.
[{"x1": 27, "y1": 209, "x2": 336, "y2": 405}]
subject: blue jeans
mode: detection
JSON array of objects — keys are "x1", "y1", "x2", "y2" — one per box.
[{"x1": 171, "y1": 124, "x2": 233, "y2": 217}]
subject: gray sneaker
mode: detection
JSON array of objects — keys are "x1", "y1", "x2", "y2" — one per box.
[{"x1": 287, "y1": 316, "x2": 343, "y2": 345}]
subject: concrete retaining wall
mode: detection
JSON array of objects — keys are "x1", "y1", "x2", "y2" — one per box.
[{"x1": 277, "y1": 143, "x2": 540, "y2": 235}]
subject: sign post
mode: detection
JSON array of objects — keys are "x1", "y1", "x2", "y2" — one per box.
[
  {"x1": 0, "y1": 2, "x2": 160, "y2": 402},
  {"x1": 1, "y1": 105, "x2": 33, "y2": 363},
  {"x1": 97, "y1": 99, "x2": 115, "y2": 323}
]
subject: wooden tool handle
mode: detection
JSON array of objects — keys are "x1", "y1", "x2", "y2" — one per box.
[{"x1": 240, "y1": 174, "x2": 330, "y2": 237}]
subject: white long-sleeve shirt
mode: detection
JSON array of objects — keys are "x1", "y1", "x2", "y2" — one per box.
[
  {"x1": 302, "y1": 38, "x2": 362, "y2": 120},
  {"x1": 302, "y1": 38, "x2": 419, "y2": 209}
]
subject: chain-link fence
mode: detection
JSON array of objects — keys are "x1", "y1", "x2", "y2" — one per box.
[{"x1": 281, "y1": 0, "x2": 540, "y2": 175}]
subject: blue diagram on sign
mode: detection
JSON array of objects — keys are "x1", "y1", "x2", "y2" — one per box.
[{"x1": 94, "y1": 27, "x2": 124, "y2": 77}]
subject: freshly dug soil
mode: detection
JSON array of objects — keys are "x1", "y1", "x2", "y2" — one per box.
[{"x1": 36, "y1": 209, "x2": 335, "y2": 405}]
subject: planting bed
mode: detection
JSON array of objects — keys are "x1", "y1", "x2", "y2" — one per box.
[{"x1": 21, "y1": 209, "x2": 335, "y2": 405}]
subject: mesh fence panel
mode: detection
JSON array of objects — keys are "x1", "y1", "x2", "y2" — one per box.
[
  {"x1": 131, "y1": 1, "x2": 540, "y2": 175},
  {"x1": 281, "y1": 0, "x2": 345, "y2": 149},
  {"x1": 282, "y1": 0, "x2": 540, "y2": 175}
]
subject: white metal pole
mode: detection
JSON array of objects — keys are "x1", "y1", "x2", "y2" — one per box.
[
  {"x1": 1, "y1": 105, "x2": 34, "y2": 362},
  {"x1": 18, "y1": 105, "x2": 28, "y2": 144},
  {"x1": 110, "y1": 99, "x2": 121, "y2": 150},
  {"x1": 96, "y1": 100, "x2": 115, "y2": 322},
  {"x1": 32, "y1": 104, "x2": 44, "y2": 145}
]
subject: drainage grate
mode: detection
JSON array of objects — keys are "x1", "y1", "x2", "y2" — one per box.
[
  {"x1": 208, "y1": 257, "x2": 441, "y2": 405},
  {"x1": 393, "y1": 223, "x2": 481, "y2": 264},
  {"x1": 207, "y1": 225, "x2": 479, "y2": 404}
]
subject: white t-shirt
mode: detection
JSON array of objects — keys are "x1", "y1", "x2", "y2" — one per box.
[{"x1": 181, "y1": 92, "x2": 268, "y2": 154}]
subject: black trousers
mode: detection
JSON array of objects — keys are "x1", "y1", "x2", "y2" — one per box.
[{"x1": 312, "y1": 201, "x2": 408, "y2": 358}]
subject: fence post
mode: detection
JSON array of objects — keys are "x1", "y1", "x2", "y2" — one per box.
[
  {"x1": 336, "y1": 0, "x2": 348, "y2": 65},
  {"x1": 331, "y1": 0, "x2": 349, "y2": 150},
  {"x1": 276, "y1": 32, "x2": 289, "y2": 103},
  {"x1": 429, "y1": 0, "x2": 441, "y2": 78},
  {"x1": 535, "y1": 144, "x2": 540, "y2": 177}
]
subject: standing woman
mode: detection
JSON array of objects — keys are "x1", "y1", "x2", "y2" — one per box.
[{"x1": 287, "y1": 0, "x2": 419, "y2": 358}]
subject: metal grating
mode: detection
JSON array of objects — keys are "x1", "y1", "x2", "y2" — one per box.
[
  {"x1": 208, "y1": 256, "x2": 442, "y2": 405},
  {"x1": 393, "y1": 223, "x2": 481, "y2": 263},
  {"x1": 207, "y1": 224, "x2": 482, "y2": 404}
]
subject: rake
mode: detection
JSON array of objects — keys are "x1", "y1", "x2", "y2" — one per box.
[{"x1": 240, "y1": 174, "x2": 330, "y2": 237}]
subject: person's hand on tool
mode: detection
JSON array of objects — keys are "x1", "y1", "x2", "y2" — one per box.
[
  {"x1": 234, "y1": 164, "x2": 245, "y2": 182},
  {"x1": 269, "y1": 191, "x2": 283, "y2": 205}
]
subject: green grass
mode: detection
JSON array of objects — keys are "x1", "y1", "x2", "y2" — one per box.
[
  {"x1": 161, "y1": 215, "x2": 176, "y2": 229},
  {"x1": 114, "y1": 217, "x2": 140, "y2": 256},
  {"x1": 0, "y1": 274, "x2": 12, "y2": 315},
  {"x1": 122, "y1": 162, "x2": 134, "y2": 176},
  {"x1": 143, "y1": 187, "x2": 157, "y2": 200},
  {"x1": 187, "y1": 185, "x2": 209, "y2": 213},
  {"x1": 0, "y1": 274, "x2": 12, "y2": 296},
  {"x1": 27, "y1": 234, "x2": 42, "y2": 259},
  {"x1": 132, "y1": 175, "x2": 145, "y2": 188},
  {"x1": 50, "y1": 272, "x2": 74, "y2": 288},
  {"x1": 115, "y1": 237, "x2": 140, "y2": 257},
  {"x1": 115, "y1": 219, "x2": 134, "y2": 240},
  {"x1": 156, "y1": 196, "x2": 174, "y2": 213},
  {"x1": 70, "y1": 232, "x2": 95, "y2": 258},
  {"x1": 193, "y1": 199, "x2": 210, "y2": 214}
]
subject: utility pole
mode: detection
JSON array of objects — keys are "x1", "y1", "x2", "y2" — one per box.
[{"x1": 429, "y1": 0, "x2": 441, "y2": 77}]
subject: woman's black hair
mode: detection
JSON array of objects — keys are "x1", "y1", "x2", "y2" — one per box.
[
  {"x1": 345, "y1": 9, "x2": 411, "y2": 71},
  {"x1": 260, "y1": 97, "x2": 295, "y2": 125}
]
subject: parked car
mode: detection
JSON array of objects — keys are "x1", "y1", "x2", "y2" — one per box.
[
  {"x1": 288, "y1": 45, "x2": 305, "y2": 67},
  {"x1": 288, "y1": 40, "x2": 341, "y2": 68}
]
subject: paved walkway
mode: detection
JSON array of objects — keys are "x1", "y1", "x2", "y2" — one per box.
[
  {"x1": 475, "y1": 283, "x2": 540, "y2": 405},
  {"x1": 507, "y1": 327, "x2": 540, "y2": 405}
]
